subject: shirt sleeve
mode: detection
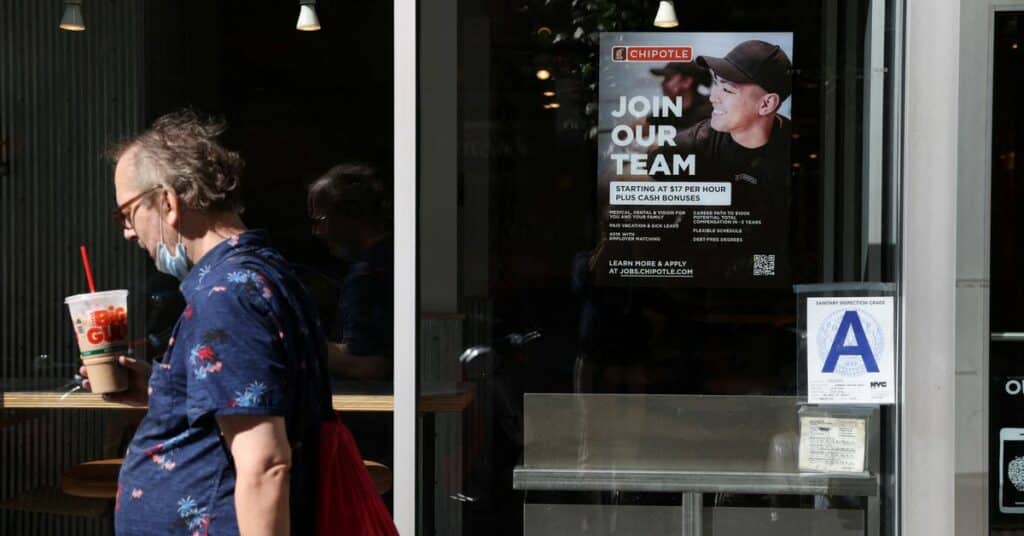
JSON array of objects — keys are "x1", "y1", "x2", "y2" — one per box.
[
  {"x1": 183, "y1": 270, "x2": 288, "y2": 425},
  {"x1": 340, "y1": 264, "x2": 390, "y2": 356}
]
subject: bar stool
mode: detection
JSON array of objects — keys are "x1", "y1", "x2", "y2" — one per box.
[
  {"x1": 363, "y1": 460, "x2": 392, "y2": 495},
  {"x1": 61, "y1": 458, "x2": 122, "y2": 499}
]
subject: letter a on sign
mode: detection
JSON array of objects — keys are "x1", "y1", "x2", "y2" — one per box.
[
  {"x1": 821, "y1": 311, "x2": 880, "y2": 373},
  {"x1": 807, "y1": 297, "x2": 894, "y2": 404}
]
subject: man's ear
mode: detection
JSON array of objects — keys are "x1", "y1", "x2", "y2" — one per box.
[
  {"x1": 759, "y1": 93, "x2": 781, "y2": 116},
  {"x1": 161, "y1": 187, "x2": 181, "y2": 228}
]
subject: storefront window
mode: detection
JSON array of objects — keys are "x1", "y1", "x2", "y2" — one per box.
[
  {"x1": 986, "y1": 10, "x2": 1024, "y2": 534},
  {"x1": 1, "y1": 1, "x2": 394, "y2": 532},
  {"x1": 417, "y1": 0, "x2": 902, "y2": 534}
]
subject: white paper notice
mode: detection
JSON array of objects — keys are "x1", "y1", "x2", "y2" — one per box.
[
  {"x1": 798, "y1": 416, "x2": 866, "y2": 473},
  {"x1": 806, "y1": 297, "x2": 895, "y2": 405}
]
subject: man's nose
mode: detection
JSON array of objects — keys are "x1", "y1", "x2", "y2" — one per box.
[
  {"x1": 123, "y1": 227, "x2": 137, "y2": 242},
  {"x1": 709, "y1": 87, "x2": 721, "y2": 104}
]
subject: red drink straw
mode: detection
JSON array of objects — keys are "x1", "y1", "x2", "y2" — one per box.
[{"x1": 79, "y1": 245, "x2": 96, "y2": 293}]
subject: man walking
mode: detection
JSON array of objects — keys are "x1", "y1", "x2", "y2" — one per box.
[{"x1": 85, "y1": 110, "x2": 331, "y2": 535}]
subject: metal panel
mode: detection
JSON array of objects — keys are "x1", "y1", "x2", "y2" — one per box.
[
  {"x1": 704, "y1": 507, "x2": 865, "y2": 536},
  {"x1": 523, "y1": 505, "x2": 866, "y2": 536},
  {"x1": 1, "y1": 0, "x2": 144, "y2": 534},
  {"x1": 524, "y1": 504, "x2": 681, "y2": 535},
  {"x1": 902, "y1": 0, "x2": 958, "y2": 533},
  {"x1": 513, "y1": 468, "x2": 879, "y2": 496},
  {"x1": 393, "y1": 0, "x2": 418, "y2": 532},
  {"x1": 523, "y1": 395, "x2": 806, "y2": 472}
]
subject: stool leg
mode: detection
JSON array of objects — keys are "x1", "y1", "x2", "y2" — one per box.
[{"x1": 681, "y1": 492, "x2": 702, "y2": 535}]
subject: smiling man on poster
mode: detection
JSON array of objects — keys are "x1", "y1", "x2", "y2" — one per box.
[
  {"x1": 662, "y1": 39, "x2": 792, "y2": 189},
  {"x1": 650, "y1": 40, "x2": 793, "y2": 284}
]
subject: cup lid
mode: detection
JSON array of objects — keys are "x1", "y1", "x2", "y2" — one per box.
[{"x1": 64, "y1": 289, "x2": 129, "y2": 304}]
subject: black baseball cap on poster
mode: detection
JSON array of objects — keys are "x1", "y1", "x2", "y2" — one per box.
[
  {"x1": 650, "y1": 62, "x2": 712, "y2": 87},
  {"x1": 696, "y1": 40, "x2": 793, "y2": 101}
]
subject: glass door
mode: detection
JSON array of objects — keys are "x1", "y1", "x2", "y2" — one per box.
[
  {"x1": 989, "y1": 11, "x2": 1024, "y2": 534},
  {"x1": 410, "y1": 1, "x2": 904, "y2": 534}
]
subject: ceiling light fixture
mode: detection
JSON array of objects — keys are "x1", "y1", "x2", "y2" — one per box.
[
  {"x1": 653, "y1": 1, "x2": 679, "y2": 28},
  {"x1": 543, "y1": 91, "x2": 556, "y2": 97},
  {"x1": 297, "y1": 0, "x2": 321, "y2": 32},
  {"x1": 59, "y1": 0, "x2": 85, "y2": 32},
  {"x1": 536, "y1": 69, "x2": 552, "y2": 81}
]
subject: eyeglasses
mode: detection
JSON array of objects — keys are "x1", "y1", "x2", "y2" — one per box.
[{"x1": 112, "y1": 186, "x2": 162, "y2": 230}]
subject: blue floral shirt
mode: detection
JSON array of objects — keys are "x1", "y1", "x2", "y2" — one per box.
[
  {"x1": 330, "y1": 236, "x2": 393, "y2": 357},
  {"x1": 115, "y1": 231, "x2": 331, "y2": 536}
]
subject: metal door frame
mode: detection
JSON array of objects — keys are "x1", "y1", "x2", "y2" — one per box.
[{"x1": 394, "y1": 0, "x2": 417, "y2": 533}]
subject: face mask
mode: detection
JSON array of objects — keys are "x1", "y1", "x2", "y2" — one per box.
[{"x1": 155, "y1": 221, "x2": 190, "y2": 280}]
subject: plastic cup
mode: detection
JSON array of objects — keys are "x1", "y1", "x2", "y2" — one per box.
[{"x1": 65, "y1": 290, "x2": 130, "y2": 394}]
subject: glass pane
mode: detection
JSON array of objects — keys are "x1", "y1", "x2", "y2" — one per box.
[
  {"x1": 524, "y1": 504, "x2": 867, "y2": 536},
  {"x1": 417, "y1": 0, "x2": 901, "y2": 535},
  {"x1": 525, "y1": 504, "x2": 681, "y2": 534},
  {"x1": 1, "y1": 1, "x2": 395, "y2": 532},
  {"x1": 987, "y1": 11, "x2": 1024, "y2": 536}
]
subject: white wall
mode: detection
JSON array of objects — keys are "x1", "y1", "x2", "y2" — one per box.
[
  {"x1": 394, "y1": 0, "x2": 418, "y2": 533},
  {"x1": 903, "y1": 0, "x2": 960, "y2": 534}
]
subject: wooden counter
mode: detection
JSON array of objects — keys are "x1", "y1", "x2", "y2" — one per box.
[{"x1": 2, "y1": 388, "x2": 473, "y2": 413}]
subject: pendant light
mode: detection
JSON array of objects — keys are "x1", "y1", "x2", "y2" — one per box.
[
  {"x1": 59, "y1": 0, "x2": 85, "y2": 32},
  {"x1": 653, "y1": 1, "x2": 679, "y2": 28},
  {"x1": 297, "y1": 0, "x2": 321, "y2": 32}
]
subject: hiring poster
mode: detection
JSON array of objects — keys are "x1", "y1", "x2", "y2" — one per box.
[{"x1": 596, "y1": 32, "x2": 793, "y2": 287}]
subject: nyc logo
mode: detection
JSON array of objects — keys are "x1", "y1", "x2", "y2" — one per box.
[{"x1": 815, "y1": 309, "x2": 884, "y2": 377}]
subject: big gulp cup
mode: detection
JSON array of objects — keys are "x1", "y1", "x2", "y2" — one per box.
[{"x1": 65, "y1": 290, "x2": 130, "y2": 394}]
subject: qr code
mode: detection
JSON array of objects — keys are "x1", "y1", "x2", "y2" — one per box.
[{"x1": 753, "y1": 254, "x2": 775, "y2": 276}]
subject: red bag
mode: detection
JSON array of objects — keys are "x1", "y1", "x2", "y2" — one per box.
[{"x1": 317, "y1": 415, "x2": 399, "y2": 535}]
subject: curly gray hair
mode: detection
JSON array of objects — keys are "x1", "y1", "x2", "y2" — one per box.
[{"x1": 108, "y1": 110, "x2": 244, "y2": 214}]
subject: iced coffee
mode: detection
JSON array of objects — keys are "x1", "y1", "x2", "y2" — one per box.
[{"x1": 65, "y1": 290, "x2": 130, "y2": 394}]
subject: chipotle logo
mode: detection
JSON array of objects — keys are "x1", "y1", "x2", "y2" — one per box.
[{"x1": 612, "y1": 46, "x2": 693, "y2": 62}]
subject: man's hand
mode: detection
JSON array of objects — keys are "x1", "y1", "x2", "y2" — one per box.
[
  {"x1": 79, "y1": 355, "x2": 151, "y2": 406},
  {"x1": 217, "y1": 415, "x2": 291, "y2": 536}
]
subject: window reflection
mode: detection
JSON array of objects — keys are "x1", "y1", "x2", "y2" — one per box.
[
  {"x1": 0, "y1": 0, "x2": 397, "y2": 529},
  {"x1": 308, "y1": 164, "x2": 394, "y2": 382},
  {"x1": 420, "y1": 0, "x2": 898, "y2": 534}
]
